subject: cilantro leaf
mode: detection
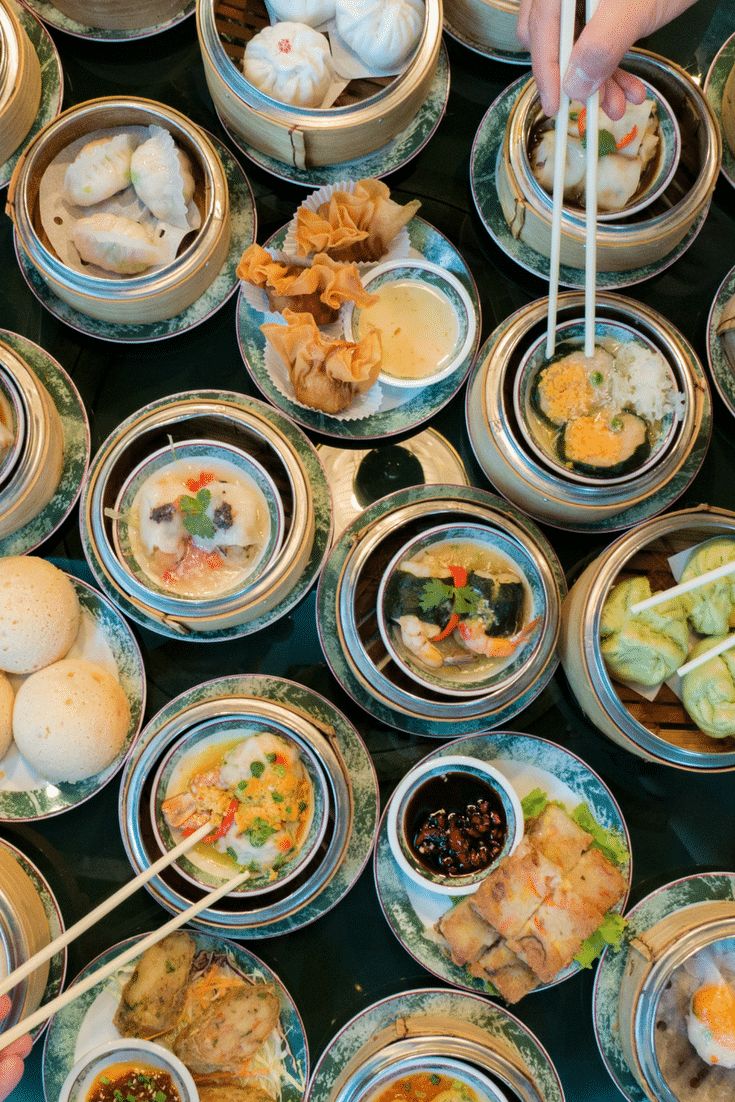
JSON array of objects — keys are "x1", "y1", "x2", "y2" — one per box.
[
  {"x1": 571, "y1": 802, "x2": 629, "y2": 867},
  {"x1": 574, "y1": 911, "x2": 627, "y2": 969},
  {"x1": 453, "y1": 585, "x2": 480, "y2": 616},
  {"x1": 419, "y1": 577, "x2": 454, "y2": 613},
  {"x1": 178, "y1": 494, "x2": 200, "y2": 514},
  {"x1": 183, "y1": 511, "x2": 216, "y2": 540},
  {"x1": 581, "y1": 127, "x2": 618, "y2": 157},
  {"x1": 521, "y1": 788, "x2": 549, "y2": 820}
]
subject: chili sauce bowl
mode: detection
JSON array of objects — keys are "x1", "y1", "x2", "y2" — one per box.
[
  {"x1": 386, "y1": 754, "x2": 524, "y2": 896},
  {"x1": 59, "y1": 1038, "x2": 199, "y2": 1102}
]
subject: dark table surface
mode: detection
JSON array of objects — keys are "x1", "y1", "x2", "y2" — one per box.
[{"x1": 3, "y1": 2, "x2": 735, "y2": 1100}]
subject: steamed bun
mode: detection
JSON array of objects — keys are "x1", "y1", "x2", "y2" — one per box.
[
  {"x1": 13, "y1": 659, "x2": 130, "y2": 782},
  {"x1": 682, "y1": 638, "x2": 735, "y2": 739},
  {"x1": 600, "y1": 575, "x2": 689, "y2": 687},
  {"x1": 0, "y1": 673, "x2": 12, "y2": 761},
  {"x1": 0, "y1": 557, "x2": 80, "y2": 674},
  {"x1": 681, "y1": 538, "x2": 735, "y2": 636}
]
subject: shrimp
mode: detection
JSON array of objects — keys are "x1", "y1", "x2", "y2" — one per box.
[
  {"x1": 456, "y1": 616, "x2": 542, "y2": 658},
  {"x1": 396, "y1": 614, "x2": 444, "y2": 668}
]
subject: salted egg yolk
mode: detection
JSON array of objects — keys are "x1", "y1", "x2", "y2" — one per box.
[{"x1": 689, "y1": 983, "x2": 735, "y2": 1066}]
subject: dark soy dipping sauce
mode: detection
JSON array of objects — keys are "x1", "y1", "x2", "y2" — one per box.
[{"x1": 407, "y1": 771, "x2": 508, "y2": 877}]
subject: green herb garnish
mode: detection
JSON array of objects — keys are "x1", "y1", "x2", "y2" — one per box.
[
  {"x1": 571, "y1": 802, "x2": 629, "y2": 866},
  {"x1": 419, "y1": 578, "x2": 480, "y2": 618},
  {"x1": 581, "y1": 127, "x2": 618, "y2": 157},
  {"x1": 226, "y1": 845, "x2": 238, "y2": 862},
  {"x1": 250, "y1": 760, "x2": 265, "y2": 778},
  {"x1": 154, "y1": 1092, "x2": 168, "y2": 1102},
  {"x1": 272, "y1": 791, "x2": 284, "y2": 803},
  {"x1": 179, "y1": 487, "x2": 216, "y2": 540},
  {"x1": 248, "y1": 818, "x2": 276, "y2": 847},
  {"x1": 429, "y1": 1075, "x2": 441, "y2": 1086},
  {"x1": 266, "y1": 752, "x2": 277, "y2": 763},
  {"x1": 298, "y1": 799, "x2": 307, "y2": 813}
]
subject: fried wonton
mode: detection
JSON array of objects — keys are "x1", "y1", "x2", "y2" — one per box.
[
  {"x1": 237, "y1": 244, "x2": 376, "y2": 325},
  {"x1": 294, "y1": 178, "x2": 421, "y2": 263},
  {"x1": 438, "y1": 897, "x2": 499, "y2": 966},
  {"x1": 261, "y1": 308, "x2": 382, "y2": 414},
  {"x1": 526, "y1": 803, "x2": 592, "y2": 874},
  {"x1": 468, "y1": 941, "x2": 539, "y2": 1004}
]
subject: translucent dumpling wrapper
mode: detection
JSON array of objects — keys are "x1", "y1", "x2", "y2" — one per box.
[
  {"x1": 63, "y1": 133, "x2": 134, "y2": 207},
  {"x1": 680, "y1": 538, "x2": 735, "y2": 636},
  {"x1": 72, "y1": 214, "x2": 166, "y2": 276},
  {"x1": 269, "y1": 0, "x2": 335, "y2": 25},
  {"x1": 130, "y1": 126, "x2": 195, "y2": 230},
  {"x1": 682, "y1": 636, "x2": 735, "y2": 739},
  {"x1": 599, "y1": 575, "x2": 689, "y2": 687},
  {"x1": 261, "y1": 307, "x2": 382, "y2": 414},
  {"x1": 294, "y1": 177, "x2": 421, "y2": 262},
  {"x1": 335, "y1": 0, "x2": 424, "y2": 70},
  {"x1": 242, "y1": 22, "x2": 334, "y2": 109},
  {"x1": 684, "y1": 948, "x2": 735, "y2": 1068},
  {"x1": 237, "y1": 243, "x2": 376, "y2": 323}
]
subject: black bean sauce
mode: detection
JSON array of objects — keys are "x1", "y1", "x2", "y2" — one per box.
[{"x1": 407, "y1": 771, "x2": 507, "y2": 877}]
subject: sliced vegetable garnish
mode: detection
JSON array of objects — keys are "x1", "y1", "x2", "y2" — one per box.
[{"x1": 574, "y1": 910, "x2": 627, "y2": 968}]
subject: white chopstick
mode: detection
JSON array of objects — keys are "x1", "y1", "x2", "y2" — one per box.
[
  {"x1": 0, "y1": 865, "x2": 253, "y2": 1052},
  {"x1": 678, "y1": 633, "x2": 735, "y2": 677},
  {"x1": 629, "y1": 561, "x2": 735, "y2": 614},
  {"x1": 545, "y1": 0, "x2": 577, "y2": 359},
  {"x1": 0, "y1": 821, "x2": 213, "y2": 1002},
  {"x1": 583, "y1": 0, "x2": 600, "y2": 358}
]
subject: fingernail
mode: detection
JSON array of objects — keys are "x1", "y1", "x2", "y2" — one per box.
[
  {"x1": 540, "y1": 93, "x2": 553, "y2": 117},
  {"x1": 563, "y1": 65, "x2": 597, "y2": 102}
]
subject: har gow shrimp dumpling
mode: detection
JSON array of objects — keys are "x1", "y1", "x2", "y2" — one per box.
[
  {"x1": 242, "y1": 22, "x2": 333, "y2": 109},
  {"x1": 335, "y1": 0, "x2": 425, "y2": 70},
  {"x1": 0, "y1": 557, "x2": 80, "y2": 675},
  {"x1": 73, "y1": 213, "x2": 165, "y2": 276},
  {"x1": 599, "y1": 576, "x2": 689, "y2": 687},
  {"x1": 682, "y1": 638, "x2": 735, "y2": 739},
  {"x1": 63, "y1": 133, "x2": 134, "y2": 207},
  {"x1": 130, "y1": 126, "x2": 195, "y2": 230}
]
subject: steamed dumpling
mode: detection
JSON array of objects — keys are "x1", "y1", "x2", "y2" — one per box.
[
  {"x1": 680, "y1": 538, "x2": 735, "y2": 636},
  {"x1": 600, "y1": 575, "x2": 689, "y2": 687},
  {"x1": 73, "y1": 213, "x2": 164, "y2": 275},
  {"x1": 335, "y1": 0, "x2": 424, "y2": 69},
  {"x1": 130, "y1": 126, "x2": 195, "y2": 230},
  {"x1": 64, "y1": 133, "x2": 134, "y2": 207},
  {"x1": 682, "y1": 637, "x2": 735, "y2": 739},
  {"x1": 242, "y1": 22, "x2": 333, "y2": 108},
  {"x1": 269, "y1": 0, "x2": 335, "y2": 24}
]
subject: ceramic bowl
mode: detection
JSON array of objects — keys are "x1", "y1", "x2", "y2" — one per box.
[
  {"x1": 356, "y1": 1055, "x2": 511, "y2": 1102},
  {"x1": 111, "y1": 437, "x2": 285, "y2": 609},
  {"x1": 59, "y1": 1039, "x2": 199, "y2": 1102},
  {"x1": 387, "y1": 754, "x2": 523, "y2": 896},
  {"x1": 342, "y1": 258, "x2": 477, "y2": 390},
  {"x1": 149, "y1": 711, "x2": 331, "y2": 897}
]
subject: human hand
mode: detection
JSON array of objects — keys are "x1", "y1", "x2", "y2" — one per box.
[
  {"x1": 0, "y1": 995, "x2": 31, "y2": 1100},
  {"x1": 517, "y1": 0, "x2": 698, "y2": 119}
]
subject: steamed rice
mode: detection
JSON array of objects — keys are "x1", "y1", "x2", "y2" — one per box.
[{"x1": 611, "y1": 342, "x2": 685, "y2": 423}]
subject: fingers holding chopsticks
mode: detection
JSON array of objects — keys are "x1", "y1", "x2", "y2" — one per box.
[{"x1": 0, "y1": 995, "x2": 31, "y2": 1101}]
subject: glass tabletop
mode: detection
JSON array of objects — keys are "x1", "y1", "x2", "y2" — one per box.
[{"x1": 2, "y1": 2, "x2": 735, "y2": 1099}]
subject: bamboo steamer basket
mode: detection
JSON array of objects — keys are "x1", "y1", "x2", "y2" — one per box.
[
  {"x1": 616, "y1": 899, "x2": 735, "y2": 1102},
  {"x1": 0, "y1": 337, "x2": 63, "y2": 541},
  {"x1": 0, "y1": 0, "x2": 41, "y2": 166},
  {"x1": 496, "y1": 50, "x2": 721, "y2": 272},
  {"x1": 560, "y1": 506, "x2": 735, "y2": 771},
  {"x1": 83, "y1": 393, "x2": 317, "y2": 636},
  {"x1": 196, "y1": 0, "x2": 443, "y2": 169},
  {"x1": 444, "y1": 0, "x2": 523, "y2": 57},
  {"x1": 0, "y1": 841, "x2": 50, "y2": 1038},
  {"x1": 465, "y1": 291, "x2": 709, "y2": 530},
  {"x1": 50, "y1": 0, "x2": 185, "y2": 31},
  {"x1": 6, "y1": 97, "x2": 231, "y2": 325}
]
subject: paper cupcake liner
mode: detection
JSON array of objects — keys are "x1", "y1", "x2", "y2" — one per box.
[
  {"x1": 264, "y1": 340, "x2": 383, "y2": 421},
  {"x1": 282, "y1": 179, "x2": 412, "y2": 269}
]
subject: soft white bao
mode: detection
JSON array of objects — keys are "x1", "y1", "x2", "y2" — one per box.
[
  {"x1": 13, "y1": 659, "x2": 131, "y2": 783},
  {"x1": 335, "y1": 0, "x2": 425, "y2": 69},
  {"x1": 242, "y1": 22, "x2": 333, "y2": 108},
  {"x1": 0, "y1": 557, "x2": 80, "y2": 675},
  {"x1": 268, "y1": 0, "x2": 336, "y2": 26},
  {"x1": 0, "y1": 673, "x2": 12, "y2": 762}
]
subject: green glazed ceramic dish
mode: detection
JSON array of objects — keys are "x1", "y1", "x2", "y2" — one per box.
[
  {"x1": 705, "y1": 32, "x2": 735, "y2": 190},
  {"x1": 19, "y1": 0, "x2": 194, "y2": 42}
]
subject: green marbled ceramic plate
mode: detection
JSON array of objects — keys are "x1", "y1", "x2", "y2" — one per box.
[
  {"x1": 0, "y1": 1, "x2": 63, "y2": 189},
  {"x1": 443, "y1": 17, "x2": 530, "y2": 66},
  {"x1": 220, "y1": 42, "x2": 450, "y2": 188},
  {"x1": 306, "y1": 988, "x2": 565, "y2": 1102},
  {"x1": 237, "y1": 217, "x2": 481, "y2": 441},
  {"x1": 706, "y1": 262, "x2": 735, "y2": 420},
  {"x1": 0, "y1": 572, "x2": 146, "y2": 821},
  {"x1": 42, "y1": 929, "x2": 308, "y2": 1101},
  {"x1": 14, "y1": 134, "x2": 255, "y2": 343},
  {"x1": 19, "y1": 0, "x2": 194, "y2": 41},
  {"x1": 593, "y1": 872, "x2": 735, "y2": 1102},
  {"x1": 705, "y1": 32, "x2": 735, "y2": 190},
  {"x1": 0, "y1": 330, "x2": 90, "y2": 556},
  {"x1": 79, "y1": 391, "x2": 332, "y2": 643},
  {"x1": 0, "y1": 838, "x2": 66, "y2": 1043},
  {"x1": 470, "y1": 76, "x2": 710, "y2": 290},
  {"x1": 374, "y1": 731, "x2": 631, "y2": 999},
  {"x1": 119, "y1": 675, "x2": 379, "y2": 939}
]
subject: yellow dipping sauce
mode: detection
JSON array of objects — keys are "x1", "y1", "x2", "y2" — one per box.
[{"x1": 357, "y1": 280, "x2": 459, "y2": 382}]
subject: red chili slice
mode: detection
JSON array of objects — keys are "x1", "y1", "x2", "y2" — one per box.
[
  {"x1": 431, "y1": 612, "x2": 460, "y2": 642},
  {"x1": 448, "y1": 564, "x2": 467, "y2": 588}
]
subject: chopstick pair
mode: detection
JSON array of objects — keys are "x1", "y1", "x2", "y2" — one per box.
[
  {"x1": 546, "y1": 0, "x2": 601, "y2": 359},
  {"x1": 0, "y1": 820, "x2": 250, "y2": 1051}
]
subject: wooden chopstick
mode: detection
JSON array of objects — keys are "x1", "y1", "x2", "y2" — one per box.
[
  {"x1": 584, "y1": 0, "x2": 601, "y2": 358},
  {"x1": 0, "y1": 865, "x2": 253, "y2": 1051},
  {"x1": 629, "y1": 560, "x2": 735, "y2": 614},
  {"x1": 0, "y1": 821, "x2": 213, "y2": 1002},
  {"x1": 545, "y1": 0, "x2": 577, "y2": 359},
  {"x1": 678, "y1": 633, "x2": 735, "y2": 678}
]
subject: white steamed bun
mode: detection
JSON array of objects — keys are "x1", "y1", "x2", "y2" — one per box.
[
  {"x1": 0, "y1": 557, "x2": 80, "y2": 675},
  {"x1": 242, "y1": 22, "x2": 333, "y2": 108},
  {"x1": 335, "y1": 0, "x2": 424, "y2": 70}
]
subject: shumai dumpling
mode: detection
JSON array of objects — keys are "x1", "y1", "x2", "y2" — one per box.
[
  {"x1": 682, "y1": 636, "x2": 735, "y2": 739},
  {"x1": 680, "y1": 538, "x2": 735, "y2": 636},
  {"x1": 600, "y1": 575, "x2": 689, "y2": 687},
  {"x1": 294, "y1": 178, "x2": 421, "y2": 262}
]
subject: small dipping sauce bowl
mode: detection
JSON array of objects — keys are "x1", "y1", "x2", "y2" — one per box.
[
  {"x1": 387, "y1": 754, "x2": 524, "y2": 896},
  {"x1": 342, "y1": 259, "x2": 476, "y2": 390},
  {"x1": 59, "y1": 1039, "x2": 199, "y2": 1102}
]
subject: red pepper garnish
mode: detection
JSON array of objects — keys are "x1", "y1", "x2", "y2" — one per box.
[
  {"x1": 278, "y1": 836, "x2": 294, "y2": 853},
  {"x1": 185, "y1": 470, "x2": 216, "y2": 493},
  {"x1": 448, "y1": 564, "x2": 467, "y2": 589},
  {"x1": 184, "y1": 797, "x2": 238, "y2": 844},
  {"x1": 205, "y1": 552, "x2": 223, "y2": 570},
  {"x1": 616, "y1": 123, "x2": 638, "y2": 151},
  {"x1": 431, "y1": 612, "x2": 460, "y2": 643},
  {"x1": 274, "y1": 753, "x2": 287, "y2": 766},
  {"x1": 577, "y1": 106, "x2": 587, "y2": 138},
  {"x1": 162, "y1": 570, "x2": 175, "y2": 584}
]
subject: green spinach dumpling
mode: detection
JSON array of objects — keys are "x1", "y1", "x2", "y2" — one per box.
[
  {"x1": 682, "y1": 636, "x2": 735, "y2": 739},
  {"x1": 681, "y1": 538, "x2": 735, "y2": 636},
  {"x1": 600, "y1": 575, "x2": 689, "y2": 687}
]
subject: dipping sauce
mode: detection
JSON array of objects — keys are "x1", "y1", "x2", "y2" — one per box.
[
  {"x1": 86, "y1": 1061, "x2": 182, "y2": 1102},
  {"x1": 357, "y1": 281, "x2": 459, "y2": 382},
  {"x1": 374, "y1": 1073, "x2": 480, "y2": 1102},
  {"x1": 406, "y1": 771, "x2": 508, "y2": 877}
]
